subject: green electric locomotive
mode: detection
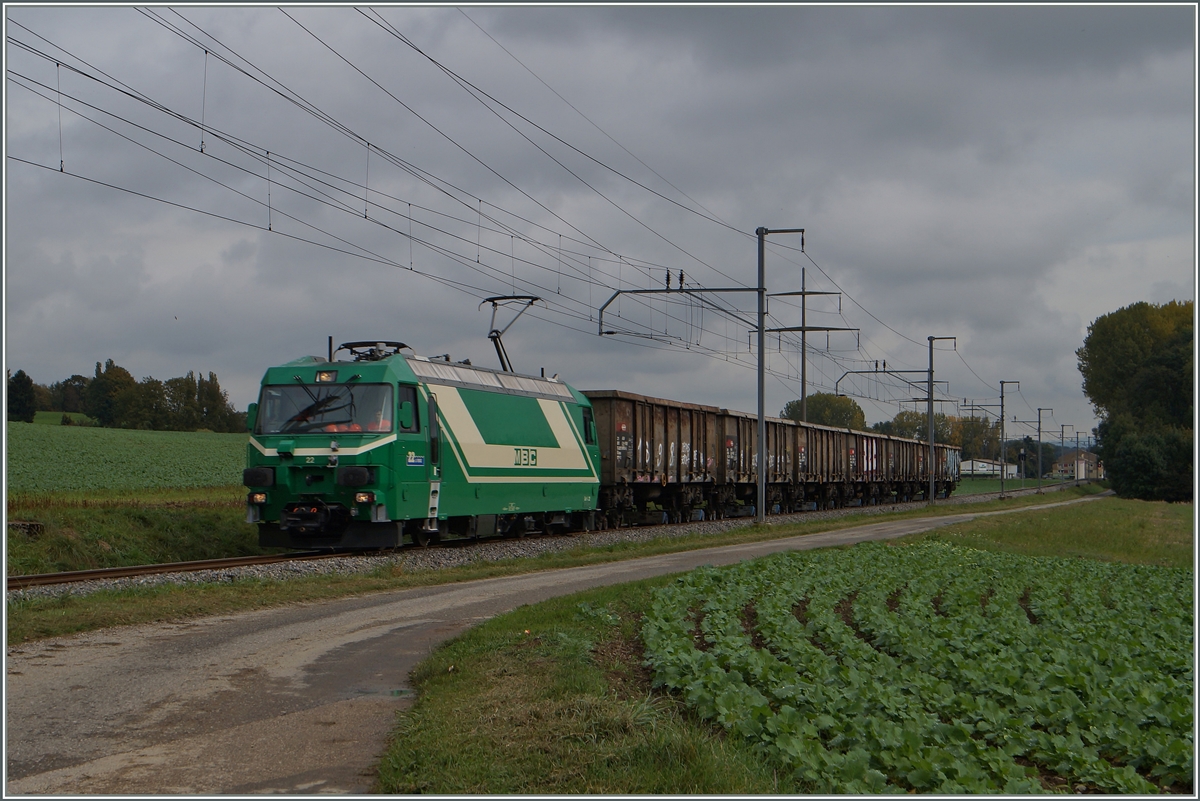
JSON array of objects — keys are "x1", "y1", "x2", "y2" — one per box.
[{"x1": 244, "y1": 342, "x2": 601, "y2": 548}]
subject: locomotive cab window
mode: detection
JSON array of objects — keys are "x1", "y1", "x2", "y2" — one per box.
[
  {"x1": 255, "y1": 383, "x2": 394, "y2": 434},
  {"x1": 396, "y1": 385, "x2": 418, "y2": 432},
  {"x1": 582, "y1": 407, "x2": 596, "y2": 445}
]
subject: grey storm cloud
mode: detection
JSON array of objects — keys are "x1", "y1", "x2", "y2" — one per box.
[{"x1": 4, "y1": 5, "x2": 1195, "y2": 437}]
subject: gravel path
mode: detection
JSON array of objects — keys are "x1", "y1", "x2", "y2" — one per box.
[{"x1": 8, "y1": 482, "x2": 1077, "y2": 603}]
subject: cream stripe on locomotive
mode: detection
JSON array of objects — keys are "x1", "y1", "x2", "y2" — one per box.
[{"x1": 429, "y1": 384, "x2": 596, "y2": 484}]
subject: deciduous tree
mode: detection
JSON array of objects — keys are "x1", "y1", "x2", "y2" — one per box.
[
  {"x1": 87, "y1": 360, "x2": 137, "y2": 427},
  {"x1": 781, "y1": 393, "x2": 866, "y2": 430},
  {"x1": 1078, "y1": 300, "x2": 1193, "y2": 501}
]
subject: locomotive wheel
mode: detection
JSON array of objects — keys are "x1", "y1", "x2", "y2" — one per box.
[{"x1": 413, "y1": 528, "x2": 440, "y2": 547}]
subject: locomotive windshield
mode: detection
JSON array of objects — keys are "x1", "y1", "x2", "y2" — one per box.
[{"x1": 256, "y1": 383, "x2": 394, "y2": 434}]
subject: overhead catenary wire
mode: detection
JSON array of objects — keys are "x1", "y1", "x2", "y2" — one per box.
[
  {"x1": 8, "y1": 67, "x2": 687, "y2": 333},
  {"x1": 455, "y1": 8, "x2": 742, "y2": 238},
  {"x1": 9, "y1": 20, "x2": 778, "y2": 349},
  {"x1": 355, "y1": 6, "x2": 741, "y2": 283},
  {"x1": 8, "y1": 11, "x2": 1030, "y2": 414},
  {"x1": 132, "y1": 8, "x2": 725, "y2": 308},
  {"x1": 14, "y1": 12, "x2": 944, "y2": 381}
]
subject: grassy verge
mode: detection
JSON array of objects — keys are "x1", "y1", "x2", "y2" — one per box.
[
  {"x1": 910, "y1": 494, "x2": 1193, "y2": 567},
  {"x1": 6, "y1": 484, "x2": 1106, "y2": 645},
  {"x1": 375, "y1": 493, "x2": 1192, "y2": 794},
  {"x1": 377, "y1": 579, "x2": 787, "y2": 793},
  {"x1": 7, "y1": 486, "x2": 272, "y2": 575}
]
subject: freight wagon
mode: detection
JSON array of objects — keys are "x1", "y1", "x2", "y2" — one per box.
[
  {"x1": 244, "y1": 343, "x2": 960, "y2": 549},
  {"x1": 583, "y1": 389, "x2": 959, "y2": 526}
]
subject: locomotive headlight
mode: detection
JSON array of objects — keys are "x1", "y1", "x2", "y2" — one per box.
[
  {"x1": 248, "y1": 492, "x2": 268, "y2": 504},
  {"x1": 355, "y1": 491, "x2": 375, "y2": 504},
  {"x1": 315, "y1": 370, "x2": 338, "y2": 383}
]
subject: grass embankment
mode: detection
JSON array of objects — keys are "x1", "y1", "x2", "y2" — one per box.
[
  {"x1": 375, "y1": 494, "x2": 1193, "y2": 794},
  {"x1": 7, "y1": 421, "x2": 264, "y2": 574},
  {"x1": 6, "y1": 485, "x2": 1105, "y2": 644},
  {"x1": 6, "y1": 487, "x2": 268, "y2": 576}
]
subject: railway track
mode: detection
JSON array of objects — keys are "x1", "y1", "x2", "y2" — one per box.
[
  {"x1": 5, "y1": 551, "x2": 339, "y2": 591},
  {"x1": 8, "y1": 483, "x2": 1083, "y2": 592}
]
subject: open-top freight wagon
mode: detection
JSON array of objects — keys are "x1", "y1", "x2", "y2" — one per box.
[
  {"x1": 243, "y1": 343, "x2": 960, "y2": 549},
  {"x1": 583, "y1": 389, "x2": 960, "y2": 527}
]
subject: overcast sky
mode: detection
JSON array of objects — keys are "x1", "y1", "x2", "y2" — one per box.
[{"x1": 5, "y1": 5, "x2": 1195, "y2": 443}]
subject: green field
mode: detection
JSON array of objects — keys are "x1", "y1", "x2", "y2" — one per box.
[
  {"x1": 6, "y1": 422, "x2": 247, "y2": 493},
  {"x1": 377, "y1": 496, "x2": 1193, "y2": 794},
  {"x1": 641, "y1": 542, "x2": 1190, "y2": 793},
  {"x1": 955, "y1": 476, "x2": 1076, "y2": 495}
]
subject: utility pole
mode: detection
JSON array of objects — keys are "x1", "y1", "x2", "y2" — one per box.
[
  {"x1": 767, "y1": 269, "x2": 844, "y2": 421},
  {"x1": 599, "y1": 231, "x2": 811, "y2": 527},
  {"x1": 927, "y1": 336, "x2": 956, "y2": 504},
  {"x1": 998, "y1": 381, "x2": 1018, "y2": 498},
  {"x1": 1060, "y1": 424, "x2": 1073, "y2": 491},
  {"x1": 755, "y1": 227, "x2": 805, "y2": 523},
  {"x1": 1080, "y1": 429, "x2": 1089, "y2": 484},
  {"x1": 1012, "y1": 407, "x2": 1051, "y2": 494}
]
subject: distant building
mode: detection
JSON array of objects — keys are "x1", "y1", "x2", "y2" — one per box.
[
  {"x1": 1052, "y1": 449, "x2": 1103, "y2": 480},
  {"x1": 961, "y1": 458, "x2": 1018, "y2": 479}
]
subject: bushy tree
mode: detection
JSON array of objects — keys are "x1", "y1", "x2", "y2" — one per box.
[
  {"x1": 1078, "y1": 300, "x2": 1193, "y2": 501},
  {"x1": 782, "y1": 393, "x2": 866, "y2": 430},
  {"x1": 87, "y1": 359, "x2": 138, "y2": 426},
  {"x1": 7, "y1": 369, "x2": 37, "y2": 423},
  {"x1": 1078, "y1": 300, "x2": 1192, "y2": 428},
  {"x1": 121, "y1": 377, "x2": 171, "y2": 430},
  {"x1": 50, "y1": 374, "x2": 92, "y2": 413},
  {"x1": 32, "y1": 381, "x2": 54, "y2": 412},
  {"x1": 870, "y1": 410, "x2": 951, "y2": 442},
  {"x1": 951, "y1": 415, "x2": 1001, "y2": 461},
  {"x1": 165, "y1": 371, "x2": 202, "y2": 430}
]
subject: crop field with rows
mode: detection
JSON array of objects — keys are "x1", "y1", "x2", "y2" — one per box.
[
  {"x1": 6, "y1": 423, "x2": 247, "y2": 493},
  {"x1": 642, "y1": 541, "x2": 1192, "y2": 794}
]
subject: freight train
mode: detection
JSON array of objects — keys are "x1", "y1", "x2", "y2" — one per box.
[{"x1": 244, "y1": 342, "x2": 960, "y2": 549}]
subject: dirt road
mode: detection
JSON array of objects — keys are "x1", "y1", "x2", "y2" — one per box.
[{"x1": 6, "y1": 496, "x2": 1100, "y2": 794}]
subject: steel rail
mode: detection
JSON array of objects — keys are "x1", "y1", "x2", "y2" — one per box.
[
  {"x1": 9, "y1": 483, "x2": 1085, "y2": 591},
  {"x1": 6, "y1": 551, "x2": 336, "y2": 590}
]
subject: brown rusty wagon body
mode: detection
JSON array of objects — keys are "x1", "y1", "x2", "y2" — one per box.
[{"x1": 584, "y1": 389, "x2": 959, "y2": 526}]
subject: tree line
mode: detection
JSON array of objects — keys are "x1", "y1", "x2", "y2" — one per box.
[
  {"x1": 781, "y1": 393, "x2": 1062, "y2": 478},
  {"x1": 7, "y1": 359, "x2": 246, "y2": 433}
]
